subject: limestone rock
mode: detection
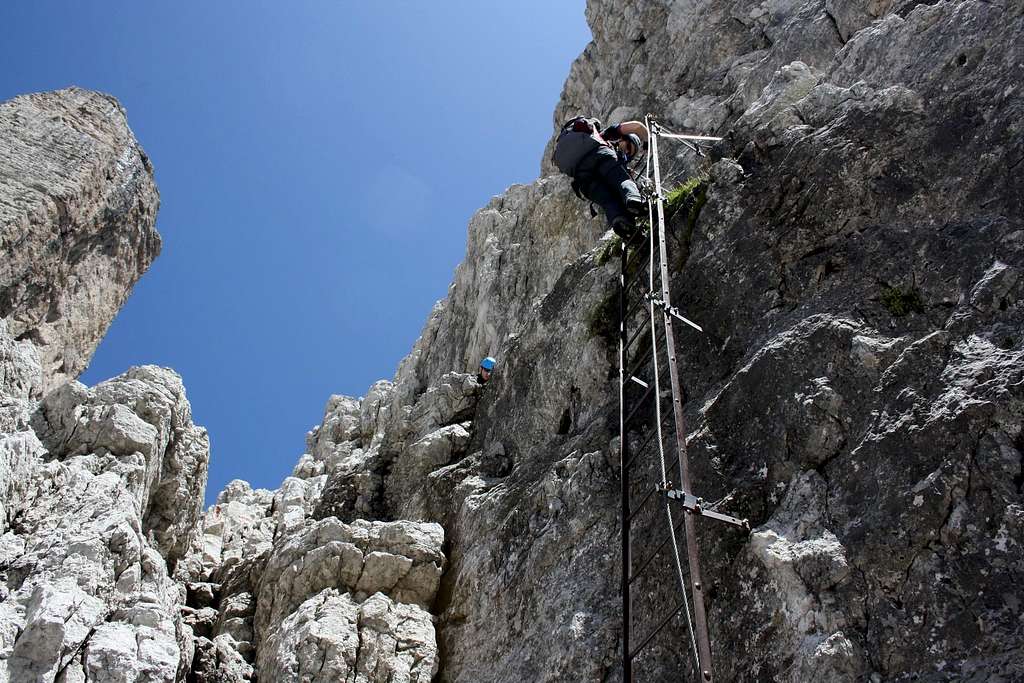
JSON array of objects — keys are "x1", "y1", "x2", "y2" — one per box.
[
  {"x1": 0, "y1": 88, "x2": 160, "y2": 389},
  {"x1": 0, "y1": 318, "x2": 43, "y2": 403},
  {"x1": 191, "y1": 634, "x2": 255, "y2": 682},
  {"x1": 31, "y1": 365, "x2": 209, "y2": 567},
  {"x1": 260, "y1": 589, "x2": 437, "y2": 683},
  {"x1": 0, "y1": 367, "x2": 209, "y2": 682},
  {"x1": 249, "y1": 517, "x2": 443, "y2": 680}
]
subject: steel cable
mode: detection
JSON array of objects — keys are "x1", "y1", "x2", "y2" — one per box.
[{"x1": 644, "y1": 116, "x2": 702, "y2": 671}]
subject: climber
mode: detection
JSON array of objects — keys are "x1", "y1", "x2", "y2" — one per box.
[
  {"x1": 552, "y1": 117, "x2": 649, "y2": 239},
  {"x1": 477, "y1": 356, "x2": 496, "y2": 385}
]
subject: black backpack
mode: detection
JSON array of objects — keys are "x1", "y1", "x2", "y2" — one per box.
[{"x1": 552, "y1": 117, "x2": 605, "y2": 177}]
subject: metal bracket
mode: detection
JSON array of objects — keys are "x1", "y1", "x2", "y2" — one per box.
[
  {"x1": 663, "y1": 487, "x2": 750, "y2": 532},
  {"x1": 643, "y1": 293, "x2": 704, "y2": 332}
]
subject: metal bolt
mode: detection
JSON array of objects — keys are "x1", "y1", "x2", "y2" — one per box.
[{"x1": 703, "y1": 671, "x2": 711, "y2": 681}]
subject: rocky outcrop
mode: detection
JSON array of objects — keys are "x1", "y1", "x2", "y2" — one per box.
[
  {"x1": 0, "y1": 365, "x2": 208, "y2": 683},
  {"x1": 0, "y1": 87, "x2": 160, "y2": 390},
  {"x1": 175, "y1": 476, "x2": 445, "y2": 682},
  {"x1": 177, "y1": 2, "x2": 1023, "y2": 680}
]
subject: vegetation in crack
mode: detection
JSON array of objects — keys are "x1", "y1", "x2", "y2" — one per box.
[{"x1": 880, "y1": 284, "x2": 925, "y2": 317}]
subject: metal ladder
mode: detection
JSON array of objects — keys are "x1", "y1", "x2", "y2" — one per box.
[{"x1": 618, "y1": 116, "x2": 749, "y2": 682}]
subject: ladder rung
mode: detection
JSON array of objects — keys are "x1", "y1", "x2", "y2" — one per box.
[
  {"x1": 623, "y1": 383, "x2": 655, "y2": 429},
  {"x1": 625, "y1": 344, "x2": 655, "y2": 384},
  {"x1": 627, "y1": 483, "x2": 660, "y2": 524},
  {"x1": 629, "y1": 510, "x2": 686, "y2": 586},
  {"x1": 624, "y1": 270, "x2": 648, "y2": 299},
  {"x1": 623, "y1": 315, "x2": 652, "y2": 353},
  {"x1": 628, "y1": 416, "x2": 671, "y2": 469},
  {"x1": 628, "y1": 598, "x2": 688, "y2": 662},
  {"x1": 625, "y1": 293, "x2": 649, "y2": 322},
  {"x1": 629, "y1": 376, "x2": 648, "y2": 389},
  {"x1": 626, "y1": 444, "x2": 681, "y2": 500},
  {"x1": 623, "y1": 244, "x2": 649, "y2": 275}
]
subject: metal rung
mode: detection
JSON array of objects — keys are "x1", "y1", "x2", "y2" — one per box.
[
  {"x1": 626, "y1": 421, "x2": 667, "y2": 471},
  {"x1": 626, "y1": 292, "x2": 651, "y2": 321},
  {"x1": 665, "y1": 490, "x2": 750, "y2": 531},
  {"x1": 629, "y1": 376, "x2": 648, "y2": 389},
  {"x1": 628, "y1": 598, "x2": 688, "y2": 662},
  {"x1": 657, "y1": 132, "x2": 723, "y2": 142},
  {"x1": 625, "y1": 343, "x2": 655, "y2": 383},
  {"x1": 624, "y1": 315, "x2": 653, "y2": 353},
  {"x1": 624, "y1": 241, "x2": 650, "y2": 271},
  {"x1": 625, "y1": 271, "x2": 648, "y2": 299},
  {"x1": 623, "y1": 383, "x2": 656, "y2": 428},
  {"x1": 628, "y1": 507, "x2": 686, "y2": 585},
  {"x1": 648, "y1": 296, "x2": 704, "y2": 332},
  {"x1": 627, "y1": 413, "x2": 673, "y2": 469},
  {"x1": 626, "y1": 455, "x2": 681, "y2": 522}
]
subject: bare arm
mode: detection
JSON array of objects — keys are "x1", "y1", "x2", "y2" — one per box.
[{"x1": 616, "y1": 120, "x2": 649, "y2": 143}]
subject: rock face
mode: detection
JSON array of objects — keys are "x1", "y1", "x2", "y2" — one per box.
[
  {"x1": 4, "y1": 1, "x2": 1024, "y2": 681},
  {"x1": 0, "y1": 89, "x2": 206, "y2": 683},
  {"x1": 0, "y1": 361, "x2": 209, "y2": 683},
  {"x1": 0, "y1": 87, "x2": 161, "y2": 390}
]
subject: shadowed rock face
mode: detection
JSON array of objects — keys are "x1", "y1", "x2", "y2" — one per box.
[{"x1": 0, "y1": 87, "x2": 161, "y2": 390}]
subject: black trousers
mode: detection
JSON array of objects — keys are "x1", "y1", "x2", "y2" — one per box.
[{"x1": 574, "y1": 146, "x2": 642, "y2": 226}]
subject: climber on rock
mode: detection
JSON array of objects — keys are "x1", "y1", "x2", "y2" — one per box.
[
  {"x1": 552, "y1": 117, "x2": 649, "y2": 240},
  {"x1": 476, "y1": 356, "x2": 496, "y2": 385}
]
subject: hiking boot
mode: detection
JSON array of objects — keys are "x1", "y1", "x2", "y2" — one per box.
[
  {"x1": 625, "y1": 196, "x2": 647, "y2": 217},
  {"x1": 612, "y1": 215, "x2": 637, "y2": 241}
]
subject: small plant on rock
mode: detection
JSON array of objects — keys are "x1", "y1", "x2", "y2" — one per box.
[
  {"x1": 664, "y1": 171, "x2": 710, "y2": 223},
  {"x1": 881, "y1": 285, "x2": 925, "y2": 316}
]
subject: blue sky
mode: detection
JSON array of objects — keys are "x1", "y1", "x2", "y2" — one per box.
[{"x1": 0, "y1": 2, "x2": 591, "y2": 503}]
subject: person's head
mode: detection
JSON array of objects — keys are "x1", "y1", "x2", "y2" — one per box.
[
  {"x1": 620, "y1": 133, "x2": 642, "y2": 160},
  {"x1": 479, "y1": 356, "x2": 496, "y2": 382}
]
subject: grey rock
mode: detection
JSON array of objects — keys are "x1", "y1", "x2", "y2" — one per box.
[
  {"x1": 0, "y1": 88, "x2": 160, "y2": 389},
  {"x1": 0, "y1": 367, "x2": 209, "y2": 682},
  {"x1": 260, "y1": 589, "x2": 437, "y2": 683},
  {"x1": 31, "y1": 366, "x2": 209, "y2": 567},
  {"x1": 8, "y1": 579, "x2": 105, "y2": 681},
  {"x1": 0, "y1": 319, "x2": 43, "y2": 402},
  {"x1": 248, "y1": 518, "x2": 443, "y2": 679},
  {"x1": 191, "y1": 635, "x2": 254, "y2": 682}
]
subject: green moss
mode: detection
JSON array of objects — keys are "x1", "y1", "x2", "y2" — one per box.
[
  {"x1": 881, "y1": 285, "x2": 925, "y2": 316},
  {"x1": 664, "y1": 174, "x2": 706, "y2": 216},
  {"x1": 662, "y1": 172, "x2": 710, "y2": 232}
]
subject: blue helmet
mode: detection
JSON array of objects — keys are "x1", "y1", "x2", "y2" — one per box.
[{"x1": 480, "y1": 356, "x2": 496, "y2": 371}]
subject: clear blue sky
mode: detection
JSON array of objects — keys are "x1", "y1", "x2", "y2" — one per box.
[{"x1": 1, "y1": 2, "x2": 590, "y2": 503}]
